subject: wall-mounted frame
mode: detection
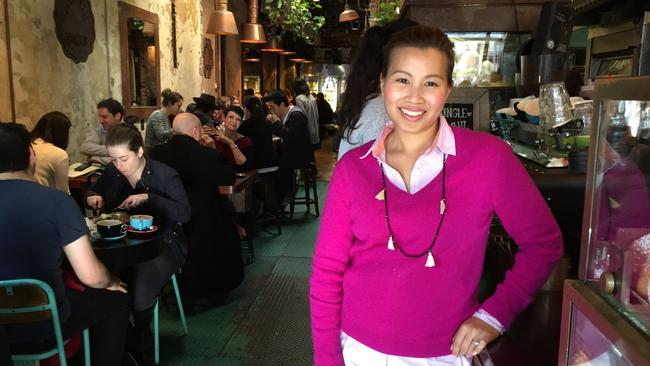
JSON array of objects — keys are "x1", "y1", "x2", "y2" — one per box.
[{"x1": 119, "y1": 1, "x2": 160, "y2": 118}]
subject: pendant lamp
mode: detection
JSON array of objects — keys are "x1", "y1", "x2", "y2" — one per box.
[
  {"x1": 207, "y1": 0, "x2": 238, "y2": 35},
  {"x1": 261, "y1": 35, "x2": 283, "y2": 52},
  {"x1": 339, "y1": 1, "x2": 359, "y2": 23},
  {"x1": 241, "y1": 0, "x2": 266, "y2": 43},
  {"x1": 244, "y1": 48, "x2": 261, "y2": 62}
]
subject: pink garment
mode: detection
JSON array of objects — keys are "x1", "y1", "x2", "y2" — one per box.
[{"x1": 310, "y1": 127, "x2": 563, "y2": 366}]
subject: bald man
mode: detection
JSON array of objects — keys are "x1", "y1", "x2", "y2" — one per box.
[{"x1": 149, "y1": 113, "x2": 245, "y2": 303}]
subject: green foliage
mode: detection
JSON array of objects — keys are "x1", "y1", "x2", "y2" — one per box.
[
  {"x1": 372, "y1": 0, "x2": 400, "y2": 26},
  {"x1": 263, "y1": 0, "x2": 325, "y2": 44}
]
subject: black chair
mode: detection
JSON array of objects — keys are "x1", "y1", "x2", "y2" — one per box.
[{"x1": 289, "y1": 162, "x2": 319, "y2": 219}]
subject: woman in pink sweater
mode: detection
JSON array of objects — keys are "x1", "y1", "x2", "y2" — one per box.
[{"x1": 310, "y1": 26, "x2": 563, "y2": 365}]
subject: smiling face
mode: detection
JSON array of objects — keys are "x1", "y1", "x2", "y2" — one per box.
[
  {"x1": 381, "y1": 46, "x2": 452, "y2": 136},
  {"x1": 107, "y1": 143, "x2": 144, "y2": 179},
  {"x1": 224, "y1": 110, "x2": 242, "y2": 132},
  {"x1": 98, "y1": 107, "x2": 121, "y2": 131}
]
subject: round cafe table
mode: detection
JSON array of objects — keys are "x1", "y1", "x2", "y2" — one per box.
[{"x1": 91, "y1": 232, "x2": 165, "y2": 269}]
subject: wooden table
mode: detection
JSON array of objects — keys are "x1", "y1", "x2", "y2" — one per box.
[{"x1": 219, "y1": 170, "x2": 258, "y2": 195}]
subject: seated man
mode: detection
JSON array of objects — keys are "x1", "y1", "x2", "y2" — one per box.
[
  {"x1": 149, "y1": 113, "x2": 244, "y2": 304},
  {"x1": 263, "y1": 90, "x2": 314, "y2": 201},
  {"x1": 81, "y1": 98, "x2": 124, "y2": 164},
  {"x1": 0, "y1": 123, "x2": 129, "y2": 366}
]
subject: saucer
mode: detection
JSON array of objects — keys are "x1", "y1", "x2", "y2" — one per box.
[
  {"x1": 90, "y1": 231, "x2": 126, "y2": 241},
  {"x1": 127, "y1": 225, "x2": 158, "y2": 235}
]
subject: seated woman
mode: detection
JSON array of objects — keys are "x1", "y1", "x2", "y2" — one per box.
[
  {"x1": 30, "y1": 111, "x2": 71, "y2": 193},
  {"x1": 213, "y1": 106, "x2": 255, "y2": 172},
  {"x1": 239, "y1": 96, "x2": 278, "y2": 170},
  {"x1": 144, "y1": 88, "x2": 183, "y2": 152},
  {"x1": 85, "y1": 124, "x2": 191, "y2": 366}
]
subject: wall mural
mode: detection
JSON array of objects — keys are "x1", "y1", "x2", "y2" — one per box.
[{"x1": 53, "y1": 0, "x2": 96, "y2": 63}]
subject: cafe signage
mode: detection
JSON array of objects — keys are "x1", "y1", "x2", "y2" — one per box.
[
  {"x1": 443, "y1": 103, "x2": 474, "y2": 129},
  {"x1": 54, "y1": 0, "x2": 96, "y2": 63}
]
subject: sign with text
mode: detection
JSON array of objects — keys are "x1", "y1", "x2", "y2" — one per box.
[{"x1": 443, "y1": 103, "x2": 474, "y2": 129}]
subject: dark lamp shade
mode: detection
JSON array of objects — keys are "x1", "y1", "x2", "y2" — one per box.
[
  {"x1": 207, "y1": 9, "x2": 238, "y2": 35},
  {"x1": 241, "y1": 23, "x2": 266, "y2": 43},
  {"x1": 261, "y1": 36, "x2": 283, "y2": 52}
]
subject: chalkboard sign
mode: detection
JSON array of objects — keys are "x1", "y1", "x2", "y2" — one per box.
[{"x1": 443, "y1": 103, "x2": 474, "y2": 129}]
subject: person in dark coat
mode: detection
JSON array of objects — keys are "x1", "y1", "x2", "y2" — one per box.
[
  {"x1": 263, "y1": 90, "x2": 314, "y2": 201},
  {"x1": 239, "y1": 95, "x2": 278, "y2": 169},
  {"x1": 149, "y1": 113, "x2": 244, "y2": 302},
  {"x1": 316, "y1": 92, "x2": 334, "y2": 125},
  {"x1": 85, "y1": 124, "x2": 191, "y2": 366}
]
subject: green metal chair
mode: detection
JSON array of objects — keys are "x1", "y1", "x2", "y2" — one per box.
[
  {"x1": 0, "y1": 278, "x2": 90, "y2": 366},
  {"x1": 153, "y1": 273, "x2": 188, "y2": 365}
]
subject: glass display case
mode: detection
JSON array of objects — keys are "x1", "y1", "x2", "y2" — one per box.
[
  {"x1": 446, "y1": 32, "x2": 531, "y2": 87},
  {"x1": 559, "y1": 76, "x2": 650, "y2": 365}
]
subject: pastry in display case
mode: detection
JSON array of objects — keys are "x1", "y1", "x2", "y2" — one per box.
[{"x1": 559, "y1": 76, "x2": 650, "y2": 365}]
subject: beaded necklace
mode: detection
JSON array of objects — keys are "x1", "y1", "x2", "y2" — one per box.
[{"x1": 379, "y1": 154, "x2": 447, "y2": 267}]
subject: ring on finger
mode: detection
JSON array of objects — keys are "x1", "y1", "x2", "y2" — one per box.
[{"x1": 472, "y1": 339, "x2": 481, "y2": 347}]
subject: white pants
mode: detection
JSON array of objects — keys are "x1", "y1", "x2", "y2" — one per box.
[{"x1": 341, "y1": 332, "x2": 471, "y2": 366}]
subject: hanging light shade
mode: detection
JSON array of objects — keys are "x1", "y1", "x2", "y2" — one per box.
[
  {"x1": 244, "y1": 48, "x2": 261, "y2": 62},
  {"x1": 339, "y1": 2, "x2": 359, "y2": 23},
  {"x1": 241, "y1": 0, "x2": 266, "y2": 43},
  {"x1": 207, "y1": 0, "x2": 238, "y2": 35},
  {"x1": 279, "y1": 34, "x2": 296, "y2": 55},
  {"x1": 261, "y1": 35, "x2": 283, "y2": 52}
]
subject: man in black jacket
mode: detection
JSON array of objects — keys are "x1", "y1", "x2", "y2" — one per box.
[
  {"x1": 149, "y1": 113, "x2": 244, "y2": 304},
  {"x1": 263, "y1": 90, "x2": 314, "y2": 201}
]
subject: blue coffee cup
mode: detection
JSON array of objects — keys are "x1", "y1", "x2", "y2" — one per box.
[{"x1": 129, "y1": 215, "x2": 153, "y2": 231}]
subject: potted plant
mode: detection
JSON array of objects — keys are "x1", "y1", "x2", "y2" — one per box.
[{"x1": 263, "y1": 0, "x2": 325, "y2": 44}]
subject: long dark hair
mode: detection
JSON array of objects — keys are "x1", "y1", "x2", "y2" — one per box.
[
  {"x1": 30, "y1": 111, "x2": 71, "y2": 149},
  {"x1": 338, "y1": 19, "x2": 418, "y2": 142},
  {"x1": 244, "y1": 96, "x2": 266, "y2": 121}
]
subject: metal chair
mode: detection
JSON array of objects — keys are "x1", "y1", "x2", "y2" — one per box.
[
  {"x1": 153, "y1": 273, "x2": 188, "y2": 365},
  {"x1": 0, "y1": 279, "x2": 90, "y2": 366}
]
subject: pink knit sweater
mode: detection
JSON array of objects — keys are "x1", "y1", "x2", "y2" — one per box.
[{"x1": 310, "y1": 127, "x2": 563, "y2": 365}]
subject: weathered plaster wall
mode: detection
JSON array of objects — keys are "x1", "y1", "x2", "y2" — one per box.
[{"x1": 0, "y1": 0, "x2": 211, "y2": 163}]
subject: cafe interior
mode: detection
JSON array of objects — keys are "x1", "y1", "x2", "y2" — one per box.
[{"x1": 2, "y1": 0, "x2": 650, "y2": 365}]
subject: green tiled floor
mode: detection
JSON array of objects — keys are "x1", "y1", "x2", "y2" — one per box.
[{"x1": 156, "y1": 180, "x2": 329, "y2": 365}]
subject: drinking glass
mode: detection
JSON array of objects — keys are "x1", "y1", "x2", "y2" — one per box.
[{"x1": 539, "y1": 81, "x2": 573, "y2": 129}]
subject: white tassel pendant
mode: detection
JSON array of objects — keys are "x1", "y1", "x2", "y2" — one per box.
[
  {"x1": 425, "y1": 252, "x2": 436, "y2": 267},
  {"x1": 387, "y1": 236, "x2": 395, "y2": 250},
  {"x1": 375, "y1": 189, "x2": 385, "y2": 201}
]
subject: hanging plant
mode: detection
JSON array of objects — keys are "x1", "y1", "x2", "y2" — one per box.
[
  {"x1": 371, "y1": 0, "x2": 400, "y2": 26},
  {"x1": 263, "y1": 0, "x2": 325, "y2": 44}
]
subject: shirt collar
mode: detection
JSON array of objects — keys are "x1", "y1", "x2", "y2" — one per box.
[{"x1": 361, "y1": 115, "x2": 457, "y2": 159}]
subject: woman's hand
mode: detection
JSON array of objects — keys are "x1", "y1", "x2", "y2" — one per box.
[
  {"x1": 87, "y1": 195, "x2": 104, "y2": 210},
  {"x1": 106, "y1": 275, "x2": 128, "y2": 293},
  {"x1": 451, "y1": 316, "x2": 500, "y2": 357},
  {"x1": 202, "y1": 125, "x2": 217, "y2": 136},
  {"x1": 214, "y1": 131, "x2": 233, "y2": 145},
  {"x1": 200, "y1": 133, "x2": 216, "y2": 149},
  {"x1": 117, "y1": 194, "x2": 149, "y2": 210}
]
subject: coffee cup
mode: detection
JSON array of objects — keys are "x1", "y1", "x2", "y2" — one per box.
[
  {"x1": 96, "y1": 219, "x2": 127, "y2": 238},
  {"x1": 130, "y1": 215, "x2": 153, "y2": 231}
]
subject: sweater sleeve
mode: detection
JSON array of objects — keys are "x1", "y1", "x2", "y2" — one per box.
[
  {"x1": 53, "y1": 152, "x2": 70, "y2": 194},
  {"x1": 149, "y1": 112, "x2": 173, "y2": 142},
  {"x1": 310, "y1": 160, "x2": 354, "y2": 366},
  {"x1": 481, "y1": 142, "x2": 563, "y2": 329}
]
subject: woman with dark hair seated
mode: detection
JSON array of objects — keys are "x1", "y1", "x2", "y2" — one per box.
[
  {"x1": 30, "y1": 111, "x2": 72, "y2": 192},
  {"x1": 85, "y1": 124, "x2": 191, "y2": 366},
  {"x1": 239, "y1": 96, "x2": 278, "y2": 170},
  {"x1": 213, "y1": 106, "x2": 255, "y2": 172}
]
